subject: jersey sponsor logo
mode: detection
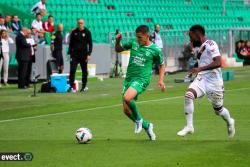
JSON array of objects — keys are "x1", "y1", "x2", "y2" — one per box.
[
  {"x1": 145, "y1": 51, "x2": 150, "y2": 57},
  {"x1": 132, "y1": 46, "x2": 139, "y2": 51},
  {"x1": 145, "y1": 48, "x2": 157, "y2": 57},
  {"x1": 131, "y1": 81, "x2": 145, "y2": 88},
  {"x1": 206, "y1": 40, "x2": 214, "y2": 46},
  {"x1": 133, "y1": 55, "x2": 146, "y2": 67},
  {"x1": 133, "y1": 47, "x2": 139, "y2": 51}
]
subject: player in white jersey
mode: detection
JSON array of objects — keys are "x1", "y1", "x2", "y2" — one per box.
[{"x1": 177, "y1": 25, "x2": 235, "y2": 138}]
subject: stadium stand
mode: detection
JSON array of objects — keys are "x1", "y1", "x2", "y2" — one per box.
[{"x1": 0, "y1": 0, "x2": 250, "y2": 43}]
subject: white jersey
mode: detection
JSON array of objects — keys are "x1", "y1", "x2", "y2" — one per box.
[
  {"x1": 31, "y1": 1, "x2": 46, "y2": 14},
  {"x1": 1, "y1": 37, "x2": 14, "y2": 53},
  {"x1": 32, "y1": 19, "x2": 43, "y2": 31},
  {"x1": 152, "y1": 31, "x2": 163, "y2": 49},
  {"x1": 26, "y1": 38, "x2": 35, "y2": 55},
  {"x1": 197, "y1": 39, "x2": 223, "y2": 85}
]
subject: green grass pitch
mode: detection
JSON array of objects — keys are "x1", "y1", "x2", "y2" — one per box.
[{"x1": 0, "y1": 67, "x2": 250, "y2": 167}]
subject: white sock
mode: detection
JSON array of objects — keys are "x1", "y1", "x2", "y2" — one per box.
[
  {"x1": 219, "y1": 107, "x2": 232, "y2": 124},
  {"x1": 185, "y1": 92, "x2": 195, "y2": 127}
]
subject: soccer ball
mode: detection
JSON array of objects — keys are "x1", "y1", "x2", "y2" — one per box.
[{"x1": 75, "y1": 127, "x2": 92, "y2": 144}]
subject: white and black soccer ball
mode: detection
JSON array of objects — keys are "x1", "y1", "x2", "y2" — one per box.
[{"x1": 75, "y1": 127, "x2": 93, "y2": 144}]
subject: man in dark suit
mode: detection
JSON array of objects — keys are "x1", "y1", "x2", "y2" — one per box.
[{"x1": 15, "y1": 27, "x2": 31, "y2": 89}]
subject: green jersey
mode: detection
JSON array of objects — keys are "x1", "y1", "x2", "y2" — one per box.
[{"x1": 122, "y1": 39, "x2": 164, "y2": 84}]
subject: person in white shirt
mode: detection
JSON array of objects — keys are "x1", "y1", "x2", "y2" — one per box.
[
  {"x1": 151, "y1": 24, "x2": 163, "y2": 74},
  {"x1": 65, "y1": 27, "x2": 74, "y2": 44},
  {"x1": 177, "y1": 25, "x2": 235, "y2": 138},
  {"x1": 0, "y1": 17, "x2": 7, "y2": 31},
  {"x1": 0, "y1": 30, "x2": 14, "y2": 86},
  {"x1": 32, "y1": 13, "x2": 44, "y2": 33},
  {"x1": 31, "y1": 27, "x2": 40, "y2": 44},
  {"x1": 26, "y1": 29, "x2": 37, "y2": 62},
  {"x1": 31, "y1": 0, "x2": 47, "y2": 16},
  {"x1": 151, "y1": 24, "x2": 163, "y2": 49},
  {"x1": 26, "y1": 29, "x2": 37, "y2": 85},
  {"x1": 32, "y1": 13, "x2": 45, "y2": 43}
]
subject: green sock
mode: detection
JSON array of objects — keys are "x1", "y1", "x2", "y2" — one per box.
[
  {"x1": 125, "y1": 112, "x2": 135, "y2": 122},
  {"x1": 128, "y1": 100, "x2": 150, "y2": 130},
  {"x1": 128, "y1": 100, "x2": 142, "y2": 121},
  {"x1": 142, "y1": 119, "x2": 150, "y2": 130}
]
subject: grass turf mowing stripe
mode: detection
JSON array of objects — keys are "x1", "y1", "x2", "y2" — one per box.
[{"x1": 0, "y1": 87, "x2": 249, "y2": 124}]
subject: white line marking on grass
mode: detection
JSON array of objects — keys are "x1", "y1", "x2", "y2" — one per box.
[
  {"x1": 0, "y1": 104, "x2": 45, "y2": 112},
  {"x1": 0, "y1": 93, "x2": 111, "y2": 112},
  {"x1": 0, "y1": 103, "x2": 123, "y2": 123},
  {"x1": 0, "y1": 96, "x2": 182, "y2": 123},
  {"x1": 100, "y1": 94, "x2": 109, "y2": 96},
  {"x1": 0, "y1": 87, "x2": 249, "y2": 123},
  {"x1": 148, "y1": 85, "x2": 174, "y2": 91},
  {"x1": 225, "y1": 87, "x2": 250, "y2": 92}
]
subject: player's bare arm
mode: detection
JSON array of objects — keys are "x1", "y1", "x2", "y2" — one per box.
[
  {"x1": 190, "y1": 56, "x2": 221, "y2": 74},
  {"x1": 158, "y1": 64, "x2": 166, "y2": 92},
  {"x1": 115, "y1": 33, "x2": 125, "y2": 52}
]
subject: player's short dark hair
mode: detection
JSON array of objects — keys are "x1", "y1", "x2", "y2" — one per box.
[
  {"x1": 48, "y1": 15, "x2": 53, "y2": 19},
  {"x1": 189, "y1": 24, "x2": 205, "y2": 35},
  {"x1": 36, "y1": 13, "x2": 41, "y2": 17},
  {"x1": 136, "y1": 25, "x2": 149, "y2": 34}
]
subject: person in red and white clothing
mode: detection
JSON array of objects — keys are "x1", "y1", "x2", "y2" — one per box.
[
  {"x1": 42, "y1": 15, "x2": 54, "y2": 33},
  {"x1": 177, "y1": 25, "x2": 235, "y2": 138}
]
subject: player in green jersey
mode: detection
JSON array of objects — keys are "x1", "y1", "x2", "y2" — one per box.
[{"x1": 115, "y1": 25, "x2": 166, "y2": 140}]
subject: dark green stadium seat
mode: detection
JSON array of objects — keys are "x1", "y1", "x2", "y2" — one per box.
[{"x1": 1, "y1": 0, "x2": 250, "y2": 43}]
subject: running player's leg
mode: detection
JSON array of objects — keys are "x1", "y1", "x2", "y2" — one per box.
[
  {"x1": 184, "y1": 88, "x2": 196, "y2": 128},
  {"x1": 177, "y1": 77, "x2": 205, "y2": 136},
  {"x1": 122, "y1": 82, "x2": 136, "y2": 122},
  {"x1": 177, "y1": 88, "x2": 196, "y2": 136},
  {"x1": 123, "y1": 89, "x2": 155, "y2": 140},
  {"x1": 208, "y1": 90, "x2": 235, "y2": 138},
  {"x1": 123, "y1": 87, "x2": 149, "y2": 133},
  {"x1": 124, "y1": 87, "x2": 141, "y2": 121},
  {"x1": 123, "y1": 101, "x2": 135, "y2": 122}
]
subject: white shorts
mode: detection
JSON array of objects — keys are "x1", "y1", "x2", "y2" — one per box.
[{"x1": 188, "y1": 74, "x2": 224, "y2": 108}]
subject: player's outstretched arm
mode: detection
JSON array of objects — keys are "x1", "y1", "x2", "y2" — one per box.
[
  {"x1": 115, "y1": 33, "x2": 125, "y2": 53},
  {"x1": 158, "y1": 64, "x2": 166, "y2": 92}
]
